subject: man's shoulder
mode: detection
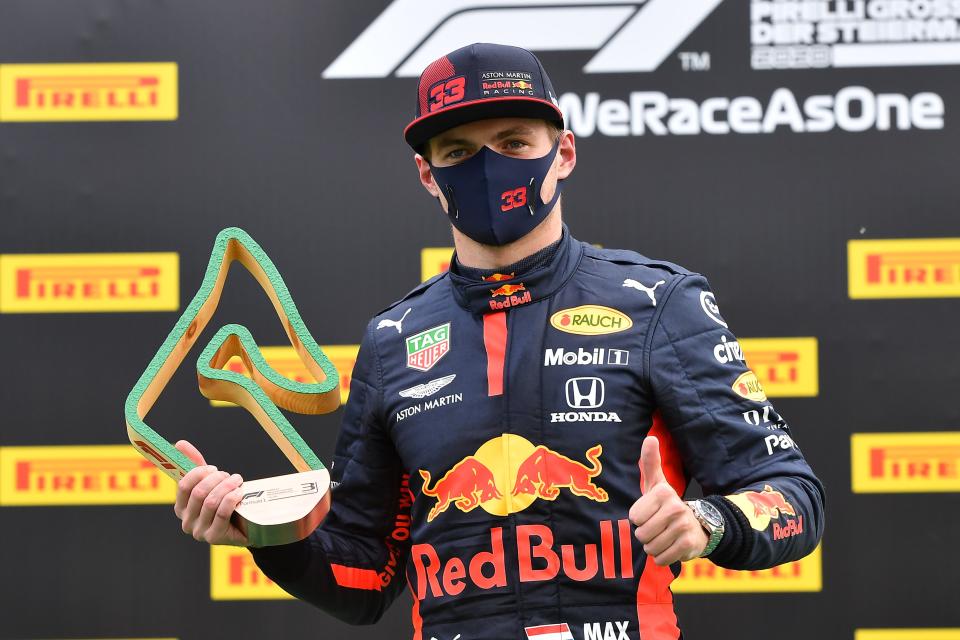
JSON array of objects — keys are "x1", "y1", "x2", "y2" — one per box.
[
  {"x1": 579, "y1": 242, "x2": 698, "y2": 280},
  {"x1": 372, "y1": 272, "x2": 450, "y2": 321}
]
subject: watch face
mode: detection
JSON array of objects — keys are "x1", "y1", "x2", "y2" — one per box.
[{"x1": 698, "y1": 501, "x2": 723, "y2": 528}]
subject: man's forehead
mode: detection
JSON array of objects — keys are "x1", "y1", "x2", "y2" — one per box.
[{"x1": 430, "y1": 118, "x2": 547, "y2": 147}]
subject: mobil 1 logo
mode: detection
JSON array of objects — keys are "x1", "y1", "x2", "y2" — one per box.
[{"x1": 544, "y1": 347, "x2": 629, "y2": 367}]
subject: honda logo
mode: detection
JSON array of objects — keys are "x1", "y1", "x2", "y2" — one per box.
[
  {"x1": 565, "y1": 377, "x2": 605, "y2": 409},
  {"x1": 323, "y1": 0, "x2": 724, "y2": 78}
]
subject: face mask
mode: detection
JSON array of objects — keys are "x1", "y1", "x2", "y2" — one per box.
[{"x1": 429, "y1": 139, "x2": 563, "y2": 246}]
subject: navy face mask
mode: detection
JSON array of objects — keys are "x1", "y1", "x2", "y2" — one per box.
[{"x1": 429, "y1": 139, "x2": 563, "y2": 246}]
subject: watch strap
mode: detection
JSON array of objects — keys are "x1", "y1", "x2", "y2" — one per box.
[
  {"x1": 702, "y1": 495, "x2": 756, "y2": 568},
  {"x1": 688, "y1": 500, "x2": 724, "y2": 557}
]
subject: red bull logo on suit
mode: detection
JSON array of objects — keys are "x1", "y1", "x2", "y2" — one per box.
[{"x1": 418, "y1": 434, "x2": 608, "y2": 522}]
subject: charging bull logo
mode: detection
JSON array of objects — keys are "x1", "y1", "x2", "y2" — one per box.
[
  {"x1": 420, "y1": 458, "x2": 503, "y2": 522},
  {"x1": 490, "y1": 283, "x2": 526, "y2": 297},
  {"x1": 512, "y1": 445, "x2": 608, "y2": 502},
  {"x1": 418, "y1": 435, "x2": 607, "y2": 522},
  {"x1": 725, "y1": 484, "x2": 798, "y2": 532}
]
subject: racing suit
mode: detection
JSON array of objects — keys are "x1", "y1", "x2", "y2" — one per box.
[{"x1": 250, "y1": 227, "x2": 826, "y2": 640}]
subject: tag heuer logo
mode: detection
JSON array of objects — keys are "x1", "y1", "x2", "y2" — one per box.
[{"x1": 406, "y1": 323, "x2": 450, "y2": 372}]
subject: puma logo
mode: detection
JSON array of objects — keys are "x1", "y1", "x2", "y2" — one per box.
[
  {"x1": 622, "y1": 278, "x2": 665, "y2": 306},
  {"x1": 376, "y1": 307, "x2": 411, "y2": 334}
]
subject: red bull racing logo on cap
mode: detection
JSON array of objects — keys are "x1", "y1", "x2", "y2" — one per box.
[
  {"x1": 480, "y1": 70, "x2": 536, "y2": 96},
  {"x1": 419, "y1": 434, "x2": 607, "y2": 522}
]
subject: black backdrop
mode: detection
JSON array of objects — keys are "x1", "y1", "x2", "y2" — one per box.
[{"x1": 1, "y1": 1, "x2": 958, "y2": 639}]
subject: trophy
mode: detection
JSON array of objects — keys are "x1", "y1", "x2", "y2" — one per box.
[{"x1": 124, "y1": 228, "x2": 340, "y2": 547}]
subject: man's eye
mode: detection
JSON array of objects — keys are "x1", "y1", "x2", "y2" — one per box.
[
  {"x1": 446, "y1": 149, "x2": 468, "y2": 160},
  {"x1": 505, "y1": 140, "x2": 527, "y2": 151}
]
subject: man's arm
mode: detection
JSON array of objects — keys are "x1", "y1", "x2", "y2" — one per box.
[
  {"x1": 249, "y1": 320, "x2": 410, "y2": 623},
  {"x1": 174, "y1": 321, "x2": 410, "y2": 624},
  {"x1": 643, "y1": 273, "x2": 825, "y2": 570}
]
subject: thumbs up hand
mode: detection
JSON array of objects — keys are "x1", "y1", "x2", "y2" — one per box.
[{"x1": 628, "y1": 436, "x2": 707, "y2": 566}]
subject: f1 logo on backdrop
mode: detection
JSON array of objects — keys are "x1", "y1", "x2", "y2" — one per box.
[
  {"x1": 322, "y1": 0, "x2": 724, "y2": 78},
  {"x1": 566, "y1": 377, "x2": 604, "y2": 409}
]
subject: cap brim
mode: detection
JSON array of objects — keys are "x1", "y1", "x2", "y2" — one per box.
[{"x1": 404, "y1": 97, "x2": 565, "y2": 150}]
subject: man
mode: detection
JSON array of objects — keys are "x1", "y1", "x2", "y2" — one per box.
[{"x1": 173, "y1": 43, "x2": 824, "y2": 639}]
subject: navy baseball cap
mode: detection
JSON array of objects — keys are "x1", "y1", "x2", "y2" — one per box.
[{"x1": 404, "y1": 42, "x2": 565, "y2": 151}]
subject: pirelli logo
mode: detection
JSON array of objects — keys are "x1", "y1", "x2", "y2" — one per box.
[
  {"x1": 0, "y1": 63, "x2": 178, "y2": 122},
  {"x1": 673, "y1": 544, "x2": 821, "y2": 593},
  {"x1": 856, "y1": 630, "x2": 960, "y2": 640},
  {"x1": 0, "y1": 445, "x2": 175, "y2": 506},
  {"x1": 740, "y1": 337, "x2": 818, "y2": 398},
  {"x1": 849, "y1": 238, "x2": 960, "y2": 299},
  {"x1": 852, "y1": 432, "x2": 960, "y2": 493},
  {"x1": 421, "y1": 247, "x2": 452, "y2": 282},
  {"x1": 210, "y1": 344, "x2": 359, "y2": 407},
  {"x1": 210, "y1": 545, "x2": 294, "y2": 600},
  {"x1": 0, "y1": 252, "x2": 178, "y2": 313}
]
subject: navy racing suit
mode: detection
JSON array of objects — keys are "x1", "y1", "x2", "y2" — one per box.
[{"x1": 250, "y1": 228, "x2": 825, "y2": 640}]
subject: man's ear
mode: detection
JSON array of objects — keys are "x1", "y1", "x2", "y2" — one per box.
[
  {"x1": 415, "y1": 154, "x2": 441, "y2": 198},
  {"x1": 415, "y1": 153, "x2": 449, "y2": 213},
  {"x1": 556, "y1": 130, "x2": 576, "y2": 180}
]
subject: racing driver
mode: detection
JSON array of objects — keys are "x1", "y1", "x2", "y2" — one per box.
[{"x1": 172, "y1": 43, "x2": 825, "y2": 639}]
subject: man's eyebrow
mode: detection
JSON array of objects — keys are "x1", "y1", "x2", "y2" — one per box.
[
  {"x1": 433, "y1": 126, "x2": 536, "y2": 150},
  {"x1": 494, "y1": 125, "x2": 535, "y2": 140},
  {"x1": 433, "y1": 136, "x2": 475, "y2": 149}
]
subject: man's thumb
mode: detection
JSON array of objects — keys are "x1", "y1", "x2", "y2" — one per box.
[
  {"x1": 640, "y1": 436, "x2": 666, "y2": 493},
  {"x1": 174, "y1": 440, "x2": 206, "y2": 467}
]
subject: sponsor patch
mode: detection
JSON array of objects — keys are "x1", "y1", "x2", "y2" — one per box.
[
  {"x1": 550, "y1": 305, "x2": 632, "y2": 336},
  {"x1": 489, "y1": 282, "x2": 532, "y2": 310},
  {"x1": 406, "y1": 323, "x2": 451, "y2": 372},
  {"x1": 764, "y1": 433, "x2": 797, "y2": 456},
  {"x1": 399, "y1": 374, "x2": 456, "y2": 399},
  {"x1": 543, "y1": 347, "x2": 629, "y2": 367},
  {"x1": 552, "y1": 377, "x2": 621, "y2": 423},
  {"x1": 396, "y1": 391, "x2": 463, "y2": 423},
  {"x1": 699, "y1": 290, "x2": 727, "y2": 328},
  {"x1": 419, "y1": 434, "x2": 607, "y2": 522},
  {"x1": 725, "y1": 484, "x2": 797, "y2": 532},
  {"x1": 480, "y1": 70, "x2": 536, "y2": 96},
  {"x1": 622, "y1": 278, "x2": 665, "y2": 305},
  {"x1": 731, "y1": 370, "x2": 768, "y2": 402}
]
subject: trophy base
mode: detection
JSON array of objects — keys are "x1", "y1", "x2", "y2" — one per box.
[{"x1": 233, "y1": 468, "x2": 331, "y2": 547}]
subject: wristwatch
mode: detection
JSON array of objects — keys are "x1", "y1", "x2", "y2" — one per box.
[{"x1": 685, "y1": 499, "x2": 725, "y2": 557}]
